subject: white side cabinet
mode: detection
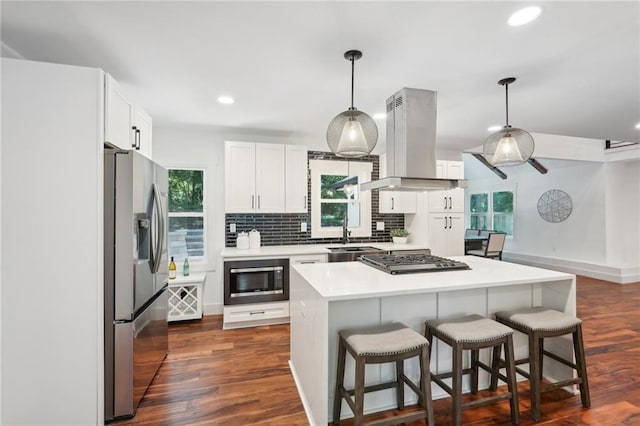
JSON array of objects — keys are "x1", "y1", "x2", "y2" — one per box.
[
  {"x1": 428, "y1": 160, "x2": 465, "y2": 213},
  {"x1": 428, "y1": 213, "x2": 465, "y2": 256},
  {"x1": 378, "y1": 153, "x2": 417, "y2": 213},
  {"x1": 167, "y1": 274, "x2": 206, "y2": 322},
  {"x1": 285, "y1": 145, "x2": 308, "y2": 213},
  {"x1": 225, "y1": 141, "x2": 285, "y2": 213}
]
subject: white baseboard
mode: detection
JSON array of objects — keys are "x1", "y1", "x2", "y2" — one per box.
[
  {"x1": 503, "y1": 252, "x2": 640, "y2": 284},
  {"x1": 203, "y1": 303, "x2": 223, "y2": 315}
]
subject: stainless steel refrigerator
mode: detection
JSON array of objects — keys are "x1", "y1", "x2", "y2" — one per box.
[{"x1": 104, "y1": 147, "x2": 169, "y2": 421}]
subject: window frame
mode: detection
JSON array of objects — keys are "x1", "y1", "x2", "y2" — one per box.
[
  {"x1": 309, "y1": 159, "x2": 373, "y2": 239},
  {"x1": 467, "y1": 187, "x2": 516, "y2": 237},
  {"x1": 167, "y1": 167, "x2": 207, "y2": 263}
]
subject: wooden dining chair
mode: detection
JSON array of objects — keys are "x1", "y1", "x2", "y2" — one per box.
[{"x1": 467, "y1": 232, "x2": 506, "y2": 260}]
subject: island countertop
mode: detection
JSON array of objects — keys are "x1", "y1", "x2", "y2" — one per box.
[{"x1": 292, "y1": 255, "x2": 574, "y2": 301}]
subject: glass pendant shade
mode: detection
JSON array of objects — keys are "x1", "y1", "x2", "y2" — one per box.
[
  {"x1": 484, "y1": 126, "x2": 534, "y2": 166},
  {"x1": 327, "y1": 110, "x2": 378, "y2": 158},
  {"x1": 327, "y1": 49, "x2": 378, "y2": 158},
  {"x1": 483, "y1": 77, "x2": 534, "y2": 166}
]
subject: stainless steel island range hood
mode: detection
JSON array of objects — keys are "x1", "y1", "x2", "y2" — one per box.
[{"x1": 360, "y1": 88, "x2": 467, "y2": 192}]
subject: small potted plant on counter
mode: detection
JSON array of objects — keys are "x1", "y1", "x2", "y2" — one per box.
[{"x1": 390, "y1": 229, "x2": 410, "y2": 244}]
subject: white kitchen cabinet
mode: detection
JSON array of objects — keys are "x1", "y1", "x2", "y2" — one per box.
[
  {"x1": 428, "y1": 213, "x2": 465, "y2": 256},
  {"x1": 428, "y1": 160, "x2": 465, "y2": 213},
  {"x1": 378, "y1": 153, "x2": 417, "y2": 213},
  {"x1": 3, "y1": 58, "x2": 106, "y2": 424},
  {"x1": 224, "y1": 141, "x2": 289, "y2": 213},
  {"x1": 223, "y1": 301, "x2": 290, "y2": 329},
  {"x1": 105, "y1": 74, "x2": 153, "y2": 159},
  {"x1": 380, "y1": 192, "x2": 417, "y2": 213},
  {"x1": 105, "y1": 74, "x2": 134, "y2": 151},
  {"x1": 255, "y1": 143, "x2": 286, "y2": 212},
  {"x1": 285, "y1": 145, "x2": 308, "y2": 213},
  {"x1": 132, "y1": 106, "x2": 153, "y2": 159}
]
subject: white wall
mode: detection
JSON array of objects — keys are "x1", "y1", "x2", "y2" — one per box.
[
  {"x1": 463, "y1": 151, "x2": 640, "y2": 283},
  {"x1": 152, "y1": 124, "x2": 308, "y2": 314}
]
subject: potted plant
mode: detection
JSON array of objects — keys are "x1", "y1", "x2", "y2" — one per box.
[{"x1": 390, "y1": 229, "x2": 410, "y2": 244}]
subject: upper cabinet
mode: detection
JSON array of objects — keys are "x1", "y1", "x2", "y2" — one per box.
[
  {"x1": 378, "y1": 153, "x2": 417, "y2": 214},
  {"x1": 226, "y1": 141, "x2": 296, "y2": 213},
  {"x1": 104, "y1": 74, "x2": 152, "y2": 159},
  {"x1": 285, "y1": 145, "x2": 308, "y2": 213},
  {"x1": 428, "y1": 160, "x2": 464, "y2": 213}
]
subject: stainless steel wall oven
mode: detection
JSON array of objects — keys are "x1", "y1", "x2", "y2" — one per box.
[{"x1": 224, "y1": 258, "x2": 289, "y2": 305}]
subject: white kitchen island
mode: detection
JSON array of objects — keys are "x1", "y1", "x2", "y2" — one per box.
[{"x1": 289, "y1": 256, "x2": 576, "y2": 425}]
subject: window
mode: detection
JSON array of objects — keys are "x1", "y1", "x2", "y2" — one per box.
[
  {"x1": 168, "y1": 169, "x2": 205, "y2": 261},
  {"x1": 468, "y1": 189, "x2": 514, "y2": 235},
  {"x1": 309, "y1": 160, "x2": 372, "y2": 238}
]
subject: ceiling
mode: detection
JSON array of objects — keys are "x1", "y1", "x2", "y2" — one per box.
[{"x1": 2, "y1": 1, "x2": 638, "y2": 153}]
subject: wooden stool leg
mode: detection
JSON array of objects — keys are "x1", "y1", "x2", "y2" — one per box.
[
  {"x1": 354, "y1": 356, "x2": 365, "y2": 426},
  {"x1": 333, "y1": 338, "x2": 346, "y2": 425},
  {"x1": 573, "y1": 325, "x2": 591, "y2": 408},
  {"x1": 471, "y1": 349, "x2": 479, "y2": 394},
  {"x1": 529, "y1": 333, "x2": 542, "y2": 422},
  {"x1": 489, "y1": 344, "x2": 502, "y2": 391},
  {"x1": 396, "y1": 359, "x2": 405, "y2": 410},
  {"x1": 419, "y1": 346, "x2": 435, "y2": 426},
  {"x1": 504, "y1": 335, "x2": 520, "y2": 425},
  {"x1": 539, "y1": 335, "x2": 544, "y2": 381},
  {"x1": 452, "y1": 342, "x2": 464, "y2": 426}
]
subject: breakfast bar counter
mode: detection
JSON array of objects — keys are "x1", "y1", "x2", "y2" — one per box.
[{"x1": 288, "y1": 256, "x2": 576, "y2": 425}]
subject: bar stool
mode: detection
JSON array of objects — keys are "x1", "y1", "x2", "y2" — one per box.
[
  {"x1": 333, "y1": 322, "x2": 434, "y2": 426},
  {"x1": 425, "y1": 314, "x2": 519, "y2": 426},
  {"x1": 494, "y1": 307, "x2": 590, "y2": 421}
]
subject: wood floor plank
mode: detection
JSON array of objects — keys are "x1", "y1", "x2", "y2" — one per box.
[{"x1": 113, "y1": 276, "x2": 640, "y2": 425}]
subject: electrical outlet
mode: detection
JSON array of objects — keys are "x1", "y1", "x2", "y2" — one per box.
[
  {"x1": 376, "y1": 221, "x2": 385, "y2": 231},
  {"x1": 301, "y1": 222, "x2": 307, "y2": 232},
  {"x1": 230, "y1": 223, "x2": 236, "y2": 233}
]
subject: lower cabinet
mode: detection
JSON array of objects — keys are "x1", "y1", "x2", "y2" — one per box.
[
  {"x1": 428, "y1": 213, "x2": 465, "y2": 257},
  {"x1": 223, "y1": 301, "x2": 290, "y2": 330},
  {"x1": 168, "y1": 274, "x2": 206, "y2": 322}
]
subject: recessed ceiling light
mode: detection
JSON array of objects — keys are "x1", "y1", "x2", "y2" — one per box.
[
  {"x1": 508, "y1": 6, "x2": 542, "y2": 27},
  {"x1": 487, "y1": 125, "x2": 503, "y2": 132},
  {"x1": 373, "y1": 112, "x2": 387, "y2": 120},
  {"x1": 217, "y1": 95, "x2": 234, "y2": 105},
  {"x1": 635, "y1": 122, "x2": 640, "y2": 129}
]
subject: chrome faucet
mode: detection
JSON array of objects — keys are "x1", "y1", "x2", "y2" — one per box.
[{"x1": 342, "y1": 209, "x2": 351, "y2": 244}]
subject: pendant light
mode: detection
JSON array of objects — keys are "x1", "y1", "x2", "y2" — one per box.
[
  {"x1": 483, "y1": 77, "x2": 534, "y2": 166},
  {"x1": 326, "y1": 50, "x2": 378, "y2": 158}
]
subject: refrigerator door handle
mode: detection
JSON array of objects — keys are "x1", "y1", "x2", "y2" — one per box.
[{"x1": 150, "y1": 183, "x2": 164, "y2": 273}]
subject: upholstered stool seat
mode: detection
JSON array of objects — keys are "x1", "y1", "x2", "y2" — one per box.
[
  {"x1": 334, "y1": 322, "x2": 434, "y2": 426},
  {"x1": 494, "y1": 307, "x2": 590, "y2": 421},
  {"x1": 426, "y1": 314, "x2": 519, "y2": 426}
]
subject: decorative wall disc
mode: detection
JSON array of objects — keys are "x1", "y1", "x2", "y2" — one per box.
[{"x1": 537, "y1": 189, "x2": 572, "y2": 223}]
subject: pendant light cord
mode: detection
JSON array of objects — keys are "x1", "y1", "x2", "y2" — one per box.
[
  {"x1": 350, "y1": 56, "x2": 355, "y2": 109},
  {"x1": 504, "y1": 82, "x2": 510, "y2": 127}
]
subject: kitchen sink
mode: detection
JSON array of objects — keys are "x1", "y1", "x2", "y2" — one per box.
[{"x1": 327, "y1": 246, "x2": 383, "y2": 262}]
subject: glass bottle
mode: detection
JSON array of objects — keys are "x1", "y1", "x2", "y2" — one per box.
[
  {"x1": 183, "y1": 257, "x2": 190, "y2": 276},
  {"x1": 169, "y1": 256, "x2": 177, "y2": 279}
]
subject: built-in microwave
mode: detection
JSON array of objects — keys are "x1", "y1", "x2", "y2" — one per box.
[{"x1": 223, "y1": 258, "x2": 289, "y2": 305}]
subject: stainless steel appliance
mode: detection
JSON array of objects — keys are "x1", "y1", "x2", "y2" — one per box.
[
  {"x1": 104, "y1": 147, "x2": 169, "y2": 421},
  {"x1": 224, "y1": 258, "x2": 289, "y2": 305},
  {"x1": 360, "y1": 88, "x2": 467, "y2": 192},
  {"x1": 359, "y1": 253, "x2": 470, "y2": 274}
]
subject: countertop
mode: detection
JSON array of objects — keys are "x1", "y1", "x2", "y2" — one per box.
[
  {"x1": 291, "y1": 256, "x2": 574, "y2": 301},
  {"x1": 220, "y1": 242, "x2": 430, "y2": 259}
]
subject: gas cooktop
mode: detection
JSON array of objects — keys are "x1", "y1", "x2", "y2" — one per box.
[{"x1": 359, "y1": 253, "x2": 470, "y2": 275}]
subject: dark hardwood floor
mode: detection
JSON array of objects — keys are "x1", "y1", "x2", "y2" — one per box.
[{"x1": 115, "y1": 276, "x2": 640, "y2": 425}]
